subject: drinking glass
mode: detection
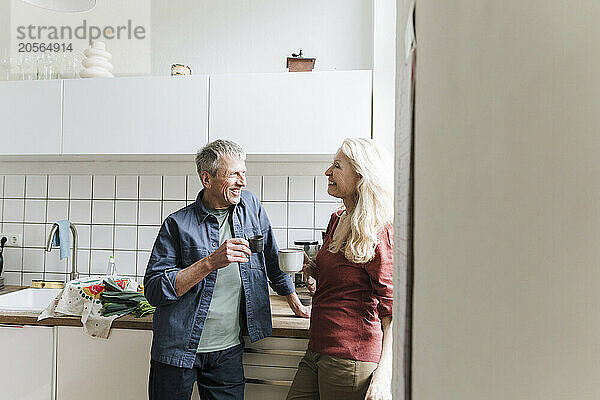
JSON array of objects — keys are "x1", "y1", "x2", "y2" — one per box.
[
  {"x1": 0, "y1": 48, "x2": 12, "y2": 81},
  {"x1": 59, "y1": 52, "x2": 80, "y2": 79}
]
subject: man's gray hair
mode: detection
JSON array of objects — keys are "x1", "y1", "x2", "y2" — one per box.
[{"x1": 195, "y1": 139, "x2": 246, "y2": 177}]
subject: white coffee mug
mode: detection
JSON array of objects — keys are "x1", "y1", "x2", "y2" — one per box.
[{"x1": 278, "y1": 248, "x2": 304, "y2": 273}]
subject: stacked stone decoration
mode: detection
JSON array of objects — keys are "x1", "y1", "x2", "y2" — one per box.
[{"x1": 79, "y1": 41, "x2": 114, "y2": 78}]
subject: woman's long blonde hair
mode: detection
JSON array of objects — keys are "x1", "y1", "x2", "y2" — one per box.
[{"x1": 329, "y1": 138, "x2": 394, "y2": 264}]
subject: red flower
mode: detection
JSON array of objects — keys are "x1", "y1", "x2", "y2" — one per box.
[{"x1": 88, "y1": 284, "x2": 105, "y2": 295}]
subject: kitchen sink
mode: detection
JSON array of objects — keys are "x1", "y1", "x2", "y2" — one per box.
[{"x1": 0, "y1": 288, "x2": 62, "y2": 313}]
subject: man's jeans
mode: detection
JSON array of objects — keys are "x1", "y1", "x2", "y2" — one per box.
[{"x1": 149, "y1": 343, "x2": 245, "y2": 400}]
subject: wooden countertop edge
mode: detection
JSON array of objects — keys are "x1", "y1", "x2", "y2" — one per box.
[
  {"x1": 0, "y1": 286, "x2": 309, "y2": 338},
  {"x1": 0, "y1": 314, "x2": 308, "y2": 337}
]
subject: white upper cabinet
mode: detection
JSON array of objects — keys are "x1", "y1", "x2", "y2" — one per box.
[
  {"x1": 62, "y1": 75, "x2": 209, "y2": 154},
  {"x1": 209, "y1": 71, "x2": 372, "y2": 154},
  {"x1": 0, "y1": 80, "x2": 62, "y2": 155}
]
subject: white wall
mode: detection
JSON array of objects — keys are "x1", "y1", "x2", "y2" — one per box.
[
  {"x1": 0, "y1": 0, "x2": 372, "y2": 74},
  {"x1": 372, "y1": 0, "x2": 396, "y2": 154},
  {"x1": 0, "y1": 0, "x2": 9, "y2": 51},
  {"x1": 150, "y1": 0, "x2": 372, "y2": 74},
  {"x1": 414, "y1": 1, "x2": 600, "y2": 399}
]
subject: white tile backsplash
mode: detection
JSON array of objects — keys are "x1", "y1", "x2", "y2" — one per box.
[
  {"x1": 24, "y1": 199, "x2": 46, "y2": 223},
  {"x1": 45, "y1": 250, "x2": 68, "y2": 273},
  {"x1": 4, "y1": 175, "x2": 25, "y2": 197},
  {"x1": 139, "y1": 201, "x2": 162, "y2": 225},
  {"x1": 140, "y1": 176, "x2": 162, "y2": 200},
  {"x1": 2, "y1": 222, "x2": 23, "y2": 238},
  {"x1": 23, "y1": 248, "x2": 44, "y2": 272},
  {"x1": 115, "y1": 200, "x2": 138, "y2": 225},
  {"x1": 245, "y1": 176, "x2": 262, "y2": 199},
  {"x1": 2, "y1": 247, "x2": 23, "y2": 271},
  {"x1": 91, "y1": 225, "x2": 113, "y2": 249},
  {"x1": 315, "y1": 175, "x2": 336, "y2": 202},
  {"x1": 288, "y1": 202, "x2": 314, "y2": 229},
  {"x1": 138, "y1": 226, "x2": 159, "y2": 251},
  {"x1": 25, "y1": 175, "x2": 47, "y2": 198},
  {"x1": 70, "y1": 176, "x2": 92, "y2": 199},
  {"x1": 114, "y1": 226, "x2": 137, "y2": 251},
  {"x1": 77, "y1": 250, "x2": 90, "y2": 273},
  {"x1": 315, "y1": 202, "x2": 341, "y2": 229},
  {"x1": 3, "y1": 271, "x2": 21, "y2": 285},
  {"x1": 73, "y1": 224, "x2": 91, "y2": 249},
  {"x1": 263, "y1": 202, "x2": 287, "y2": 228},
  {"x1": 93, "y1": 176, "x2": 116, "y2": 199},
  {"x1": 90, "y1": 250, "x2": 113, "y2": 275},
  {"x1": 116, "y1": 176, "x2": 139, "y2": 199},
  {"x1": 23, "y1": 224, "x2": 46, "y2": 247},
  {"x1": 46, "y1": 200, "x2": 69, "y2": 223},
  {"x1": 1, "y1": 173, "x2": 330, "y2": 281},
  {"x1": 187, "y1": 175, "x2": 202, "y2": 200},
  {"x1": 92, "y1": 200, "x2": 115, "y2": 224},
  {"x1": 3, "y1": 198, "x2": 24, "y2": 222},
  {"x1": 163, "y1": 176, "x2": 186, "y2": 200},
  {"x1": 263, "y1": 176, "x2": 288, "y2": 201},
  {"x1": 137, "y1": 251, "x2": 151, "y2": 276},
  {"x1": 162, "y1": 201, "x2": 186, "y2": 220},
  {"x1": 272, "y1": 229, "x2": 287, "y2": 249},
  {"x1": 287, "y1": 229, "x2": 315, "y2": 248},
  {"x1": 48, "y1": 176, "x2": 69, "y2": 199},
  {"x1": 289, "y1": 176, "x2": 314, "y2": 201},
  {"x1": 70, "y1": 200, "x2": 91, "y2": 224},
  {"x1": 114, "y1": 250, "x2": 137, "y2": 275}
]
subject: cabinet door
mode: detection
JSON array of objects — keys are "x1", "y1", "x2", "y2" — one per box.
[
  {"x1": 56, "y1": 326, "x2": 152, "y2": 400},
  {"x1": 242, "y1": 337, "x2": 308, "y2": 400},
  {"x1": 0, "y1": 80, "x2": 62, "y2": 155},
  {"x1": 63, "y1": 76, "x2": 209, "y2": 154},
  {"x1": 209, "y1": 71, "x2": 372, "y2": 154},
  {"x1": 0, "y1": 325, "x2": 54, "y2": 400}
]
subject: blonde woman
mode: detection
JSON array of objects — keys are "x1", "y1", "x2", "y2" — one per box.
[{"x1": 287, "y1": 138, "x2": 394, "y2": 400}]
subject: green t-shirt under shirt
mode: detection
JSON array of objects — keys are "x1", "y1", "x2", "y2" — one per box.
[{"x1": 196, "y1": 207, "x2": 243, "y2": 353}]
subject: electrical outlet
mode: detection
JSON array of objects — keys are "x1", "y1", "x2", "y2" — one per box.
[{"x1": 0, "y1": 233, "x2": 22, "y2": 247}]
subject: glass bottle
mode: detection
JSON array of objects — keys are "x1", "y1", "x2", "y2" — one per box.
[{"x1": 106, "y1": 255, "x2": 118, "y2": 277}]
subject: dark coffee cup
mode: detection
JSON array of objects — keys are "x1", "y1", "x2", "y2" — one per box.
[{"x1": 248, "y1": 235, "x2": 264, "y2": 253}]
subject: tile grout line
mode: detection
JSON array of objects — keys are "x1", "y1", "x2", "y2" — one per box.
[
  {"x1": 43, "y1": 175, "x2": 49, "y2": 281},
  {"x1": 20, "y1": 176, "x2": 26, "y2": 285},
  {"x1": 136, "y1": 176, "x2": 141, "y2": 277},
  {"x1": 67, "y1": 175, "x2": 72, "y2": 277},
  {"x1": 88, "y1": 176, "x2": 93, "y2": 276}
]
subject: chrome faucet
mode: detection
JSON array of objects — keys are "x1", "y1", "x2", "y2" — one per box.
[{"x1": 46, "y1": 222, "x2": 79, "y2": 282}]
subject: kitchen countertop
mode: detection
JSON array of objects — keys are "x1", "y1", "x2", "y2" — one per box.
[{"x1": 0, "y1": 286, "x2": 309, "y2": 338}]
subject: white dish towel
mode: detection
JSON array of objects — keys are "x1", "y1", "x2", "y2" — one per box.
[{"x1": 38, "y1": 276, "x2": 139, "y2": 339}]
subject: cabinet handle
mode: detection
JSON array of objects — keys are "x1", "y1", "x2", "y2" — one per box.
[
  {"x1": 245, "y1": 378, "x2": 292, "y2": 387},
  {"x1": 244, "y1": 348, "x2": 305, "y2": 357}
]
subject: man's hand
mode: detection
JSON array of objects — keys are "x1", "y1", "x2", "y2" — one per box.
[
  {"x1": 285, "y1": 292, "x2": 311, "y2": 318},
  {"x1": 207, "y1": 238, "x2": 251, "y2": 270}
]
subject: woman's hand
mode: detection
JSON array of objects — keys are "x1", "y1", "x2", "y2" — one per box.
[
  {"x1": 305, "y1": 276, "x2": 316, "y2": 296},
  {"x1": 302, "y1": 252, "x2": 317, "y2": 295},
  {"x1": 364, "y1": 377, "x2": 391, "y2": 400},
  {"x1": 302, "y1": 252, "x2": 316, "y2": 279}
]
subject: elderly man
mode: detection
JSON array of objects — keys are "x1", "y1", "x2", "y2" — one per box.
[{"x1": 144, "y1": 139, "x2": 309, "y2": 400}]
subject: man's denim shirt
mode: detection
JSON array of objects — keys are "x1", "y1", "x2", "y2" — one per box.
[{"x1": 144, "y1": 189, "x2": 294, "y2": 368}]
